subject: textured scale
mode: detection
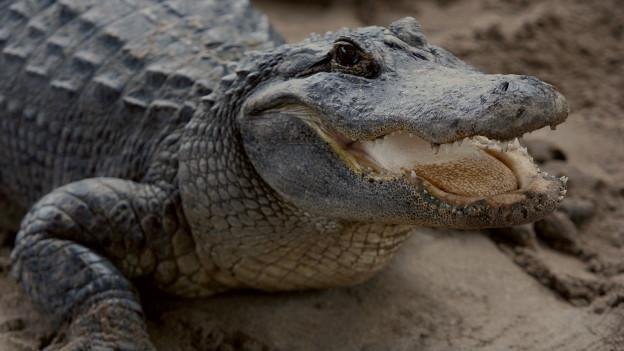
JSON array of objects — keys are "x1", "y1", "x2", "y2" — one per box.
[
  {"x1": 0, "y1": 0, "x2": 277, "y2": 207},
  {"x1": 0, "y1": 2, "x2": 286, "y2": 348}
]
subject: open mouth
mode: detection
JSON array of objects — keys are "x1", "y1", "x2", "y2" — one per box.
[
  {"x1": 255, "y1": 103, "x2": 566, "y2": 209},
  {"x1": 314, "y1": 124, "x2": 563, "y2": 203}
]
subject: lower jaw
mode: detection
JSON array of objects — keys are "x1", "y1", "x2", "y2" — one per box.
[
  {"x1": 401, "y1": 166, "x2": 567, "y2": 229},
  {"x1": 355, "y1": 150, "x2": 566, "y2": 219}
]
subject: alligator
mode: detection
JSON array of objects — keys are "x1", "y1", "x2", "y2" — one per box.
[{"x1": 0, "y1": 0, "x2": 568, "y2": 349}]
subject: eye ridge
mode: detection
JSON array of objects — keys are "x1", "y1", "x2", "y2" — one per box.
[{"x1": 294, "y1": 40, "x2": 379, "y2": 79}]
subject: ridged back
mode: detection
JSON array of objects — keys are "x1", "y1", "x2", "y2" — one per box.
[{"x1": 0, "y1": 0, "x2": 280, "y2": 207}]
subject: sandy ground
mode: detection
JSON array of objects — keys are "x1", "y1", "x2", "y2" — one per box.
[{"x1": 1, "y1": 0, "x2": 624, "y2": 350}]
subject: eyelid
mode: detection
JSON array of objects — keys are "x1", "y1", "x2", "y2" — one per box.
[
  {"x1": 334, "y1": 37, "x2": 364, "y2": 50},
  {"x1": 296, "y1": 39, "x2": 379, "y2": 78}
]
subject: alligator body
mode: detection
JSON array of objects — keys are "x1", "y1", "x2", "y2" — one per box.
[{"x1": 0, "y1": 0, "x2": 568, "y2": 349}]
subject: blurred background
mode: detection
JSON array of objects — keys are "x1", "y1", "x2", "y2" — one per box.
[{"x1": 1, "y1": 1, "x2": 623, "y2": 350}]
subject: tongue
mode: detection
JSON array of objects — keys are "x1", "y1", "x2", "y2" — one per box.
[
  {"x1": 413, "y1": 152, "x2": 518, "y2": 196},
  {"x1": 354, "y1": 132, "x2": 518, "y2": 197}
]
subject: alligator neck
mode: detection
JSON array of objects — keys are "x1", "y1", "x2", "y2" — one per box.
[{"x1": 178, "y1": 56, "x2": 414, "y2": 291}]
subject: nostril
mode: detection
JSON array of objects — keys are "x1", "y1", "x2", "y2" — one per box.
[{"x1": 499, "y1": 81, "x2": 510, "y2": 92}]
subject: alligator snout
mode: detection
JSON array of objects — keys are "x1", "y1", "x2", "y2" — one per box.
[
  {"x1": 293, "y1": 69, "x2": 570, "y2": 144},
  {"x1": 244, "y1": 49, "x2": 568, "y2": 146},
  {"x1": 477, "y1": 74, "x2": 568, "y2": 141}
]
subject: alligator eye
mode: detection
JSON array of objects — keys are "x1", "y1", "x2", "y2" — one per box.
[{"x1": 334, "y1": 42, "x2": 360, "y2": 66}]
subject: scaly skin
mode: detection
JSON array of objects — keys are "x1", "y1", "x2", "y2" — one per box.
[{"x1": 0, "y1": 1, "x2": 568, "y2": 349}]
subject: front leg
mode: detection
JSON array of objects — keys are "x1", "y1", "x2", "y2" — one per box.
[{"x1": 10, "y1": 178, "x2": 174, "y2": 350}]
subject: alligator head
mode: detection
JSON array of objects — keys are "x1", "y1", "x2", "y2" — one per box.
[{"x1": 237, "y1": 17, "x2": 568, "y2": 230}]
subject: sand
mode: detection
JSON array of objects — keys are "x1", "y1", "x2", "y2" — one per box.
[{"x1": 1, "y1": 0, "x2": 624, "y2": 349}]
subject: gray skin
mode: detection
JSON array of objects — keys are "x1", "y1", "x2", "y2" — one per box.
[{"x1": 0, "y1": 0, "x2": 568, "y2": 350}]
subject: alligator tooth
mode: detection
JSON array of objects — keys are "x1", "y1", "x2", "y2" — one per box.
[
  {"x1": 560, "y1": 176, "x2": 569, "y2": 185},
  {"x1": 411, "y1": 170, "x2": 417, "y2": 178},
  {"x1": 474, "y1": 136, "x2": 489, "y2": 144}
]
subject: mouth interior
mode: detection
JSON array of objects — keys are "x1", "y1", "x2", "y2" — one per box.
[
  {"x1": 262, "y1": 104, "x2": 543, "y2": 199},
  {"x1": 327, "y1": 129, "x2": 540, "y2": 198}
]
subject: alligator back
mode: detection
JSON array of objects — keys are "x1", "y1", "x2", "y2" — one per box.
[{"x1": 0, "y1": 0, "x2": 281, "y2": 208}]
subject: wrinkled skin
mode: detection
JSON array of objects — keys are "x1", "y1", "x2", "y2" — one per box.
[{"x1": 0, "y1": 1, "x2": 567, "y2": 349}]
